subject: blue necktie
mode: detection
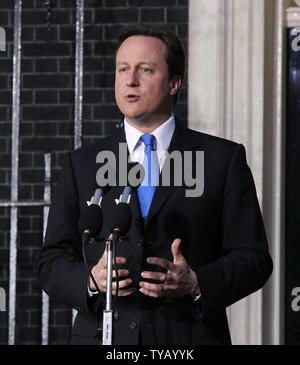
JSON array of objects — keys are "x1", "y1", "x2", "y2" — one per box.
[{"x1": 137, "y1": 134, "x2": 159, "y2": 223}]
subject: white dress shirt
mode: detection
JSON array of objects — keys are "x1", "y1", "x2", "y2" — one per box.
[{"x1": 124, "y1": 114, "x2": 175, "y2": 171}]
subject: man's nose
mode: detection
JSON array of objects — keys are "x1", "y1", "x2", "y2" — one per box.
[{"x1": 126, "y1": 70, "x2": 139, "y2": 87}]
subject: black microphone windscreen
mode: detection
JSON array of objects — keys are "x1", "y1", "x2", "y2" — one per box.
[
  {"x1": 108, "y1": 203, "x2": 131, "y2": 235},
  {"x1": 78, "y1": 204, "x2": 103, "y2": 236}
]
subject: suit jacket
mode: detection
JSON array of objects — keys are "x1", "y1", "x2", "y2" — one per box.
[{"x1": 35, "y1": 120, "x2": 273, "y2": 345}]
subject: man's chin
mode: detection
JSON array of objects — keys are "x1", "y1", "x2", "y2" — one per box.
[
  {"x1": 123, "y1": 113, "x2": 148, "y2": 125},
  {"x1": 125, "y1": 117, "x2": 147, "y2": 127},
  {"x1": 124, "y1": 112, "x2": 171, "y2": 128}
]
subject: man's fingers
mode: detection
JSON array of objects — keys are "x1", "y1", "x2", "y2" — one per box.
[
  {"x1": 113, "y1": 269, "x2": 129, "y2": 278},
  {"x1": 146, "y1": 257, "x2": 173, "y2": 270},
  {"x1": 139, "y1": 288, "x2": 162, "y2": 298},
  {"x1": 141, "y1": 271, "x2": 166, "y2": 282},
  {"x1": 139, "y1": 281, "x2": 174, "y2": 297},
  {"x1": 105, "y1": 257, "x2": 126, "y2": 266},
  {"x1": 99, "y1": 256, "x2": 127, "y2": 269},
  {"x1": 113, "y1": 287, "x2": 136, "y2": 297},
  {"x1": 100, "y1": 268, "x2": 129, "y2": 281},
  {"x1": 100, "y1": 277, "x2": 133, "y2": 291},
  {"x1": 139, "y1": 280, "x2": 175, "y2": 292},
  {"x1": 139, "y1": 281, "x2": 163, "y2": 293},
  {"x1": 112, "y1": 278, "x2": 133, "y2": 289}
]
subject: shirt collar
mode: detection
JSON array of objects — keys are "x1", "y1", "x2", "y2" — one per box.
[{"x1": 124, "y1": 114, "x2": 175, "y2": 154}]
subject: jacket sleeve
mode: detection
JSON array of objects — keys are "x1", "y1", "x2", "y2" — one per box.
[
  {"x1": 34, "y1": 152, "x2": 102, "y2": 314},
  {"x1": 192, "y1": 144, "x2": 273, "y2": 312}
]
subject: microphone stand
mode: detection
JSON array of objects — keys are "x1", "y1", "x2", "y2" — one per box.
[
  {"x1": 102, "y1": 187, "x2": 132, "y2": 345},
  {"x1": 102, "y1": 230, "x2": 120, "y2": 345},
  {"x1": 102, "y1": 235, "x2": 113, "y2": 345}
]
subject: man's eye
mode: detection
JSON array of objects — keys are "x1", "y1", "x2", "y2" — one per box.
[
  {"x1": 142, "y1": 68, "x2": 151, "y2": 73},
  {"x1": 119, "y1": 68, "x2": 127, "y2": 72}
]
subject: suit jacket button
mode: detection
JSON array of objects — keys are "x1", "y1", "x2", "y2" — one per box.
[
  {"x1": 129, "y1": 321, "x2": 137, "y2": 330},
  {"x1": 137, "y1": 239, "x2": 144, "y2": 247}
]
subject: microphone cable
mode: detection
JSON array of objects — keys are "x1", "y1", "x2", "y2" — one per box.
[{"x1": 81, "y1": 234, "x2": 106, "y2": 308}]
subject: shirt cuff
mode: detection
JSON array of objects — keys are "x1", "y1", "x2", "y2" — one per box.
[
  {"x1": 87, "y1": 285, "x2": 99, "y2": 297},
  {"x1": 192, "y1": 292, "x2": 202, "y2": 302},
  {"x1": 87, "y1": 278, "x2": 99, "y2": 297}
]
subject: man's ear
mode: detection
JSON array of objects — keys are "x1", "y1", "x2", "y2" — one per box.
[{"x1": 169, "y1": 76, "x2": 182, "y2": 96}]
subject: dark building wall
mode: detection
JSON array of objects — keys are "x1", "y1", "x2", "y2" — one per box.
[{"x1": 0, "y1": 0, "x2": 188, "y2": 345}]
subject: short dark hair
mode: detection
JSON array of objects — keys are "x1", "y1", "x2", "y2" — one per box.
[{"x1": 117, "y1": 23, "x2": 186, "y2": 105}]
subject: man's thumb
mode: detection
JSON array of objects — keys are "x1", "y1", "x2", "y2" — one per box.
[{"x1": 171, "y1": 238, "x2": 183, "y2": 262}]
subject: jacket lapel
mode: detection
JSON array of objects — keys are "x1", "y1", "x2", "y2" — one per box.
[{"x1": 145, "y1": 120, "x2": 199, "y2": 229}]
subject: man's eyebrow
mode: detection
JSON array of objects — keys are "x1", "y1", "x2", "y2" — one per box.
[
  {"x1": 116, "y1": 61, "x2": 158, "y2": 66},
  {"x1": 140, "y1": 62, "x2": 157, "y2": 67}
]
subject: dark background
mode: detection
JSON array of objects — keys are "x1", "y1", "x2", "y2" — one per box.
[{"x1": 0, "y1": 0, "x2": 188, "y2": 345}]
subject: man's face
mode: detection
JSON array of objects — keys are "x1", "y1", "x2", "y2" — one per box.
[{"x1": 115, "y1": 35, "x2": 179, "y2": 126}]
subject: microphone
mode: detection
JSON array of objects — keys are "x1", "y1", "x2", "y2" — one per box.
[
  {"x1": 107, "y1": 185, "x2": 133, "y2": 246},
  {"x1": 78, "y1": 186, "x2": 108, "y2": 243}
]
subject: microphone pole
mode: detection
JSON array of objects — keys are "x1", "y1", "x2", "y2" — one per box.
[
  {"x1": 102, "y1": 235, "x2": 113, "y2": 345},
  {"x1": 102, "y1": 187, "x2": 132, "y2": 345}
]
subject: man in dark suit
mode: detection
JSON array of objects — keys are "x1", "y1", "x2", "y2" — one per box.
[{"x1": 35, "y1": 23, "x2": 273, "y2": 345}]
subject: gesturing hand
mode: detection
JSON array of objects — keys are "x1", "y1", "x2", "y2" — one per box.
[
  {"x1": 139, "y1": 238, "x2": 200, "y2": 298},
  {"x1": 89, "y1": 237, "x2": 136, "y2": 297}
]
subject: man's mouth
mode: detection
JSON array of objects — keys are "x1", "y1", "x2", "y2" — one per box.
[{"x1": 125, "y1": 94, "x2": 140, "y2": 102}]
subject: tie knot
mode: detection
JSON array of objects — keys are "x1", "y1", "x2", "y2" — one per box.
[{"x1": 141, "y1": 134, "x2": 155, "y2": 147}]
